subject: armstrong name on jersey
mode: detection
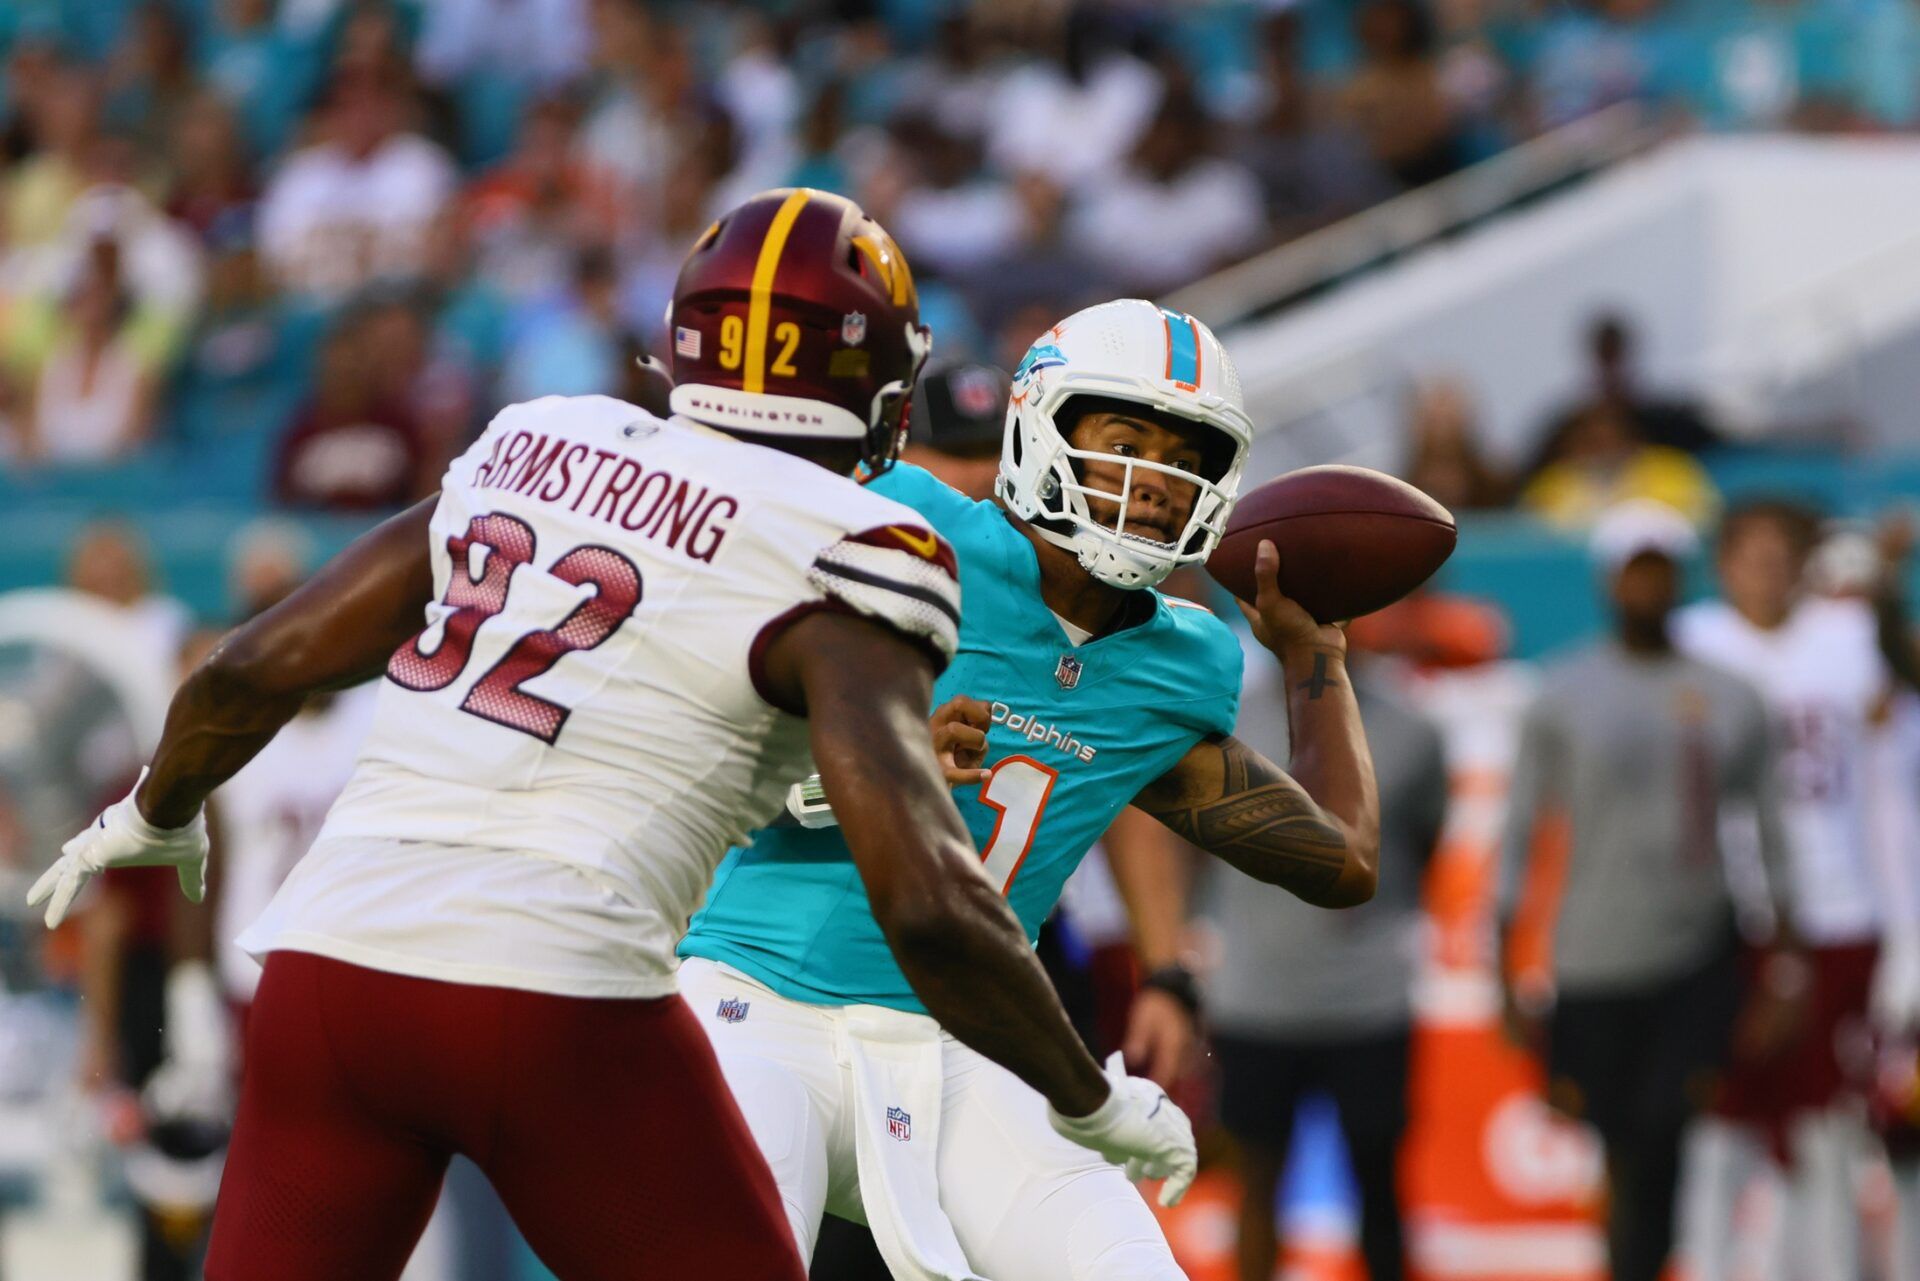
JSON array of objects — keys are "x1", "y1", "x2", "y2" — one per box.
[
  {"x1": 679, "y1": 463, "x2": 1243, "y2": 1013},
  {"x1": 469, "y1": 423, "x2": 738, "y2": 563}
]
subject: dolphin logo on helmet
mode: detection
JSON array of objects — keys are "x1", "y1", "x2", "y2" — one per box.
[{"x1": 997, "y1": 300, "x2": 1254, "y2": 590}]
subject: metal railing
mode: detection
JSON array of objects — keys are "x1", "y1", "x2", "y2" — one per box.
[
  {"x1": 1697, "y1": 220, "x2": 1920, "y2": 441},
  {"x1": 1164, "y1": 102, "x2": 1674, "y2": 331}
]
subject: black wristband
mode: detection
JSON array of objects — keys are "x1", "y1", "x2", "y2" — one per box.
[{"x1": 1139, "y1": 963, "x2": 1202, "y2": 1019}]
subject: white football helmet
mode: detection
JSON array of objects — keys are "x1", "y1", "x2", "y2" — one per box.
[{"x1": 998, "y1": 300, "x2": 1252, "y2": 590}]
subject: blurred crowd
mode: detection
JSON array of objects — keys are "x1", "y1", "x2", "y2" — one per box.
[
  {"x1": 4, "y1": 0, "x2": 1920, "y2": 511},
  {"x1": 9, "y1": 1, "x2": 1920, "y2": 1279},
  {"x1": 1404, "y1": 311, "x2": 1730, "y2": 530}
]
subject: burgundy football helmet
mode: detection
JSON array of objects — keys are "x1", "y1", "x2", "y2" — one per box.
[{"x1": 666, "y1": 188, "x2": 933, "y2": 473}]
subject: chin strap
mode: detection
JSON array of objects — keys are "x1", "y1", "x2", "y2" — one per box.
[{"x1": 1025, "y1": 519, "x2": 1082, "y2": 559}]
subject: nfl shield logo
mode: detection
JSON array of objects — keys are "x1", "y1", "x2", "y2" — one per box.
[
  {"x1": 1054, "y1": 654, "x2": 1083, "y2": 690},
  {"x1": 716, "y1": 997, "x2": 750, "y2": 1024},
  {"x1": 886, "y1": 1106, "x2": 911, "y2": 1141},
  {"x1": 841, "y1": 311, "x2": 868, "y2": 346},
  {"x1": 951, "y1": 364, "x2": 1001, "y2": 417}
]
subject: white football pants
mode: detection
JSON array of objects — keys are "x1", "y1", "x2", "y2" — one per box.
[{"x1": 679, "y1": 957, "x2": 1186, "y2": 1280}]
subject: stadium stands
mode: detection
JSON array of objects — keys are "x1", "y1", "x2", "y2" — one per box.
[{"x1": 8, "y1": 3, "x2": 1920, "y2": 1280}]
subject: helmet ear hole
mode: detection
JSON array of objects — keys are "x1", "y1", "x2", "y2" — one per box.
[{"x1": 1197, "y1": 434, "x2": 1237, "y2": 485}]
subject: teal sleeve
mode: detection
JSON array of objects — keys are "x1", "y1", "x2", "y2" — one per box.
[
  {"x1": 1198, "y1": 615, "x2": 1244, "y2": 739},
  {"x1": 864, "y1": 463, "x2": 982, "y2": 530}
]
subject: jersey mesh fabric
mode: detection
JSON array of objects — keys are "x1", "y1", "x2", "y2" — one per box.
[{"x1": 808, "y1": 537, "x2": 960, "y2": 662}]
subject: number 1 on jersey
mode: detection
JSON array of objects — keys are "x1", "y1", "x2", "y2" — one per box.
[{"x1": 977, "y1": 756, "x2": 1058, "y2": 893}]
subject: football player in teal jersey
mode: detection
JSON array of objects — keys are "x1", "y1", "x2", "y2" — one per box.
[{"x1": 678, "y1": 299, "x2": 1380, "y2": 1280}]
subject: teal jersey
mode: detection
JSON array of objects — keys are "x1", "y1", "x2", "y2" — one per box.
[{"x1": 678, "y1": 464, "x2": 1242, "y2": 1013}]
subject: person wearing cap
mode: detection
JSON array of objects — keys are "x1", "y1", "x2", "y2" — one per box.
[
  {"x1": 901, "y1": 360, "x2": 1010, "y2": 501},
  {"x1": 1498, "y1": 500, "x2": 1793, "y2": 1281}
]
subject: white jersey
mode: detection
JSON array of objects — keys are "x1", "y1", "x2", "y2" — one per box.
[
  {"x1": 240, "y1": 396, "x2": 960, "y2": 997},
  {"x1": 1676, "y1": 597, "x2": 1892, "y2": 943},
  {"x1": 213, "y1": 684, "x2": 377, "y2": 1001}
]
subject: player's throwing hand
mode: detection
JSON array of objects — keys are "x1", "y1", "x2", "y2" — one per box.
[
  {"x1": 1046, "y1": 1051, "x2": 1199, "y2": 1207},
  {"x1": 28, "y1": 769, "x2": 208, "y2": 928},
  {"x1": 1240, "y1": 538, "x2": 1346, "y2": 655}
]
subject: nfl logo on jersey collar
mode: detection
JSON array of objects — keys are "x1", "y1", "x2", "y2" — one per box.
[{"x1": 1054, "y1": 654, "x2": 1083, "y2": 690}]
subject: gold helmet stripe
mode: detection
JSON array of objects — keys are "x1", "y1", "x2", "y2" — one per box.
[
  {"x1": 743, "y1": 189, "x2": 812, "y2": 393},
  {"x1": 851, "y1": 233, "x2": 916, "y2": 307}
]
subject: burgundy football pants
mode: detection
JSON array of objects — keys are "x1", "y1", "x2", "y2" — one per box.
[{"x1": 205, "y1": 950, "x2": 804, "y2": 1280}]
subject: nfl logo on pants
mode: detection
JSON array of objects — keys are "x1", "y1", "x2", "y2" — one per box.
[
  {"x1": 886, "y1": 1107, "x2": 911, "y2": 1141},
  {"x1": 716, "y1": 997, "x2": 750, "y2": 1024}
]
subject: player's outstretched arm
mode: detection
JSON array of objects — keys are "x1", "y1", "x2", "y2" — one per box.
[
  {"x1": 139, "y1": 498, "x2": 438, "y2": 828},
  {"x1": 760, "y1": 611, "x2": 1110, "y2": 1116},
  {"x1": 1136, "y1": 540, "x2": 1379, "y2": 907}
]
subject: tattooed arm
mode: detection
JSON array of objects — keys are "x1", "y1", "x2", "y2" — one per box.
[
  {"x1": 1136, "y1": 541, "x2": 1380, "y2": 907},
  {"x1": 1135, "y1": 720, "x2": 1377, "y2": 907}
]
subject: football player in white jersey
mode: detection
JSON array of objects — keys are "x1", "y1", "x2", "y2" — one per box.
[
  {"x1": 213, "y1": 688, "x2": 376, "y2": 1011},
  {"x1": 27, "y1": 190, "x2": 1186, "y2": 1281},
  {"x1": 1676, "y1": 499, "x2": 1907, "y2": 1281}
]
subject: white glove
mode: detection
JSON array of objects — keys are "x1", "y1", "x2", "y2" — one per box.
[
  {"x1": 1046, "y1": 1052, "x2": 1198, "y2": 1207},
  {"x1": 1874, "y1": 934, "x2": 1920, "y2": 1035},
  {"x1": 28, "y1": 769, "x2": 207, "y2": 929}
]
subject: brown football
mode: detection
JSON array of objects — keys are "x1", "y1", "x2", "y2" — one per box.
[{"x1": 1206, "y1": 466, "x2": 1457, "y2": 622}]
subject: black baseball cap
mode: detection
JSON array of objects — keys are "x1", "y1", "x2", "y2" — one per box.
[{"x1": 910, "y1": 362, "x2": 1009, "y2": 458}]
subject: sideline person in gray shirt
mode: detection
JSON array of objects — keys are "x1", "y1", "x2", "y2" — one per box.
[
  {"x1": 1207, "y1": 653, "x2": 1446, "y2": 1281},
  {"x1": 1498, "y1": 501, "x2": 1792, "y2": 1281}
]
